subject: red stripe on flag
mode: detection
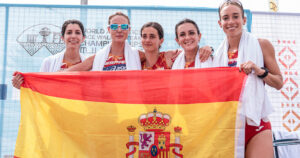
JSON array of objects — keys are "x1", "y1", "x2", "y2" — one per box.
[{"x1": 21, "y1": 67, "x2": 246, "y2": 104}]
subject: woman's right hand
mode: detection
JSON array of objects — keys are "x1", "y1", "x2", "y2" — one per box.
[{"x1": 12, "y1": 71, "x2": 24, "y2": 89}]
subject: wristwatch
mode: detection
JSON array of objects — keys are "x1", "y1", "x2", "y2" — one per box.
[{"x1": 257, "y1": 67, "x2": 269, "y2": 79}]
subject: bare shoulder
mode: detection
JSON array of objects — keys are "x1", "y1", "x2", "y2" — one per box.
[
  {"x1": 258, "y1": 38, "x2": 275, "y2": 56},
  {"x1": 258, "y1": 38, "x2": 274, "y2": 48},
  {"x1": 258, "y1": 38, "x2": 280, "y2": 74}
]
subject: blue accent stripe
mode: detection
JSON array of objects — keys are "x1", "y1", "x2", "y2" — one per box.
[
  {"x1": 0, "y1": 5, "x2": 9, "y2": 156},
  {"x1": 80, "y1": 7, "x2": 88, "y2": 36},
  {"x1": 245, "y1": 10, "x2": 252, "y2": 32},
  {"x1": 0, "y1": 84, "x2": 7, "y2": 100}
]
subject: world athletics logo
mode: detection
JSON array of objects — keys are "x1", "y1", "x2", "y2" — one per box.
[{"x1": 16, "y1": 24, "x2": 65, "y2": 56}]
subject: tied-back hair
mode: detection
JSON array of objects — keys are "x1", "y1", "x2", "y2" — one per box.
[
  {"x1": 61, "y1": 19, "x2": 85, "y2": 37},
  {"x1": 108, "y1": 12, "x2": 130, "y2": 25},
  {"x1": 175, "y1": 18, "x2": 200, "y2": 39},
  {"x1": 218, "y1": 0, "x2": 245, "y2": 19},
  {"x1": 140, "y1": 22, "x2": 164, "y2": 39}
]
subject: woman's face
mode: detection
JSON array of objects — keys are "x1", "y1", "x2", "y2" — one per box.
[
  {"x1": 62, "y1": 24, "x2": 85, "y2": 49},
  {"x1": 175, "y1": 23, "x2": 201, "y2": 52},
  {"x1": 108, "y1": 15, "x2": 130, "y2": 43},
  {"x1": 141, "y1": 27, "x2": 163, "y2": 53},
  {"x1": 218, "y1": 4, "x2": 246, "y2": 38}
]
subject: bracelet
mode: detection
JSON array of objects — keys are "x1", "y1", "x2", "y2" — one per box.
[
  {"x1": 257, "y1": 67, "x2": 269, "y2": 79},
  {"x1": 210, "y1": 46, "x2": 214, "y2": 57}
]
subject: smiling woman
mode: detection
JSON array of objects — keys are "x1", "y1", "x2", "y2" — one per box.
[
  {"x1": 63, "y1": 12, "x2": 141, "y2": 72},
  {"x1": 214, "y1": 1, "x2": 284, "y2": 158},
  {"x1": 91, "y1": 12, "x2": 141, "y2": 71},
  {"x1": 140, "y1": 21, "x2": 213, "y2": 70},
  {"x1": 172, "y1": 19, "x2": 213, "y2": 69},
  {"x1": 12, "y1": 19, "x2": 87, "y2": 89},
  {"x1": 140, "y1": 22, "x2": 172, "y2": 70}
]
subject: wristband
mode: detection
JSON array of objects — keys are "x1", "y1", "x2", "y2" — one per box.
[
  {"x1": 210, "y1": 46, "x2": 214, "y2": 57},
  {"x1": 257, "y1": 67, "x2": 269, "y2": 79}
]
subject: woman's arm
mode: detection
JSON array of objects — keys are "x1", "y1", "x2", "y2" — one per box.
[
  {"x1": 240, "y1": 39, "x2": 283, "y2": 90},
  {"x1": 259, "y1": 38, "x2": 283, "y2": 89},
  {"x1": 164, "y1": 49, "x2": 181, "y2": 68},
  {"x1": 163, "y1": 45, "x2": 213, "y2": 68},
  {"x1": 65, "y1": 55, "x2": 95, "y2": 71},
  {"x1": 138, "y1": 50, "x2": 146, "y2": 63}
]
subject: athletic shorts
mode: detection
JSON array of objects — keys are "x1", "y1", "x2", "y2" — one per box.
[{"x1": 245, "y1": 119, "x2": 272, "y2": 145}]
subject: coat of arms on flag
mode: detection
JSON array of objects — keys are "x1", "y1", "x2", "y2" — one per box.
[{"x1": 126, "y1": 108, "x2": 183, "y2": 158}]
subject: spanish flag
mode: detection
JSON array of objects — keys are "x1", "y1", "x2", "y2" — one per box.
[{"x1": 15, "y1": 68, "x2": 247, "y2": 158}]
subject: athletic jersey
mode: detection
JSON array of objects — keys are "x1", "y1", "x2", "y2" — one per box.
[
  {"x1": 142, "y1": 52, "x2": 170, "y2": 70},
  {"x1": 184, "y1": 61, "x2": 195, "y2": 69},
  {"x1": 103, "y1": 53, "x2": 126, "y2": 71},
  {"x1": 60, "y1": 59, "x2": 81, "y2": 70},
  {"x1": 228, "y1": 50, "x2": 238, "y2": 67}
]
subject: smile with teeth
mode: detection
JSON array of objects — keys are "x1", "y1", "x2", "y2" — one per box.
[
  {"x1": 144, "y1": 43, "x2": 152, "y2": 46},
  {"x1": 227, "y1": 26, "x2": 237, "y2": 30},
  {"x1": 184, "y1": 41, "x2": 194, "y2": 45},
  {"x1": 69, "y1": 40, "x2": 79, "y2": 44}
]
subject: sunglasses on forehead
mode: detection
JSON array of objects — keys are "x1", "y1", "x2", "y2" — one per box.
[{"x1": 109, "y1": 24, "x2": 130, "y2": 30}]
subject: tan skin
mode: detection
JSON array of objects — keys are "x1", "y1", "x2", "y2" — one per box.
[
  {"x1": 141, "y1": 27, "x2": 169, "y2": 68},
  {"x1": 141, "y1": 26, "x2": 212, "y2": 69},
  {"x1": 65, "y1": 15, "x2": 130, "y2": 71},
  {"x1": 175, "y1": 22, "x2": 204, "y2": 66},
  {"x1": 141, "y1": 26, "x2": 175, "y2": 68},
  {"x1": 12, "y1": 23, "x2": 86, "y2": 89},
  {"x1": 67, "y1": 18, "x2": 212, "y2": 71},
  {"x1": 219, "y1": 4, "x2": 283, "y2": 158}
]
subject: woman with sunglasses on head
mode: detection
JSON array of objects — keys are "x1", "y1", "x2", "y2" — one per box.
[
  {"x1": 12, "y1": 19, "x2": 86, "y2": 89},
  {"x1": 214, "y1": 1, "x2": 283, "y2": 157},
  {"x1": 172, "y1": 19, "x2": 213, "y2": 69}
]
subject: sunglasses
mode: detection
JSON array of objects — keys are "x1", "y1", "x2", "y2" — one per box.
[{"x1": 109, "y1": 24, "x2": 130, "y2": 30}]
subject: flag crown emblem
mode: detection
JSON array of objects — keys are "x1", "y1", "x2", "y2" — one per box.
[
  {"x1": 127, "y1": 108, "x2": 183, "y2": 158},
  {"x1": 139, "y1": 108, "x2": 171, "y2": 132}
]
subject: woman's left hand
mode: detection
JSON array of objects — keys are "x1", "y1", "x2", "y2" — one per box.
[{"x1": 240, "y1": 61, "x2": 264, "y2": 75}]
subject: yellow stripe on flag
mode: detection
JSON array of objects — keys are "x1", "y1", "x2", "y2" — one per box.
[{"x1": 15, "y1": 87, "x2": 239, "y2": 158}]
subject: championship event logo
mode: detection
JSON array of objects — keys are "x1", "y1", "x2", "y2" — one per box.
[
  {"x1": 126, "y1": 108, "x2": 183, "y2": 158},
  {"x1": 16, "y1": 24, "x2": 65, "y2": 56}
]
